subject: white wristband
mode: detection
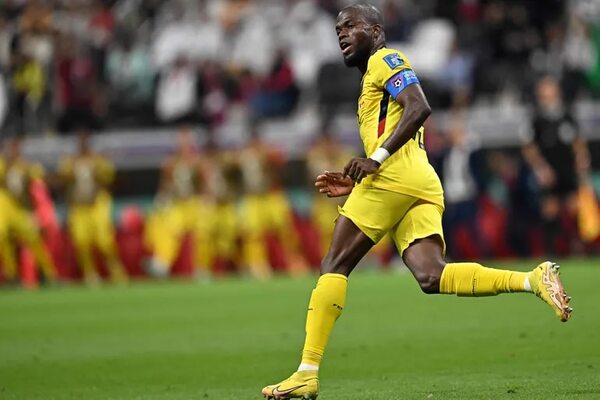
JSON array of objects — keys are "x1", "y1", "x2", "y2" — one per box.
[{"x1": 369, "y1": 147, "x2": 390, "y2": 165}]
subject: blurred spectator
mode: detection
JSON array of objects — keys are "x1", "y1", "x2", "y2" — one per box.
[
  {"x1": 382, "y1": 0, "x2": 416, "y2": 42},
  {"x1": 8, "y1": 49, "x2": 46, "y2": 135},
  {"x1": 106, "y1": 30, "x2": 155, "y2": 126},
  {"x1": 442, "y1": 41, "x2": 474, "y2": 104},
  {"x1": 522, "y1": 76, "x2": 590, "y2": 255},
  {"x1": 0, "y1": 136, "x2": 57, "y2": 283},
  {"x1": 561, "y1": 14, "x2": 597, "y2": 103},
  {"x1": 219, "y1": 0, "x2": 276, "y2": 77},
  {"x1": 0, "y1": 73, "x2": 7, "y2": 129},
  {"x1": 440, "y1": 116, "x2": 485, "y2": 259},
  {"x1": 18, "y1": 2, "x2": 55, "y2": 71},
  {"x1": 0, "y1": 15, "x2": 16, "y2": 71},
  {"x1": 56, "y1": 38, "x2": 103, "y2": 133},
  {"x1": 250, "y1": 51, "x2": 299, "y2": 120},
  {"x1": 201, "y1": 136, "x2": 240, "y2": 274},
  {"x1": 155, "y1": 56, "x2": 200, "y2": 124},
  {"x1": 144, "y1": 126, "x2": 207, "y2": 277},
  {"x1": 57, "y1": 129, "x2": 127, "y2": 285},
  {"x1": 281, "y1": 0, "x2": 339, "y2": 88},
  {"x1": 238, "y1": 128, "x2": 307, "y2": 278},
  {"x1": 88, "y1": 0, "x2": 115, "y2": 83},
  {"x1": 0, "y1": 0, "x2": 596, "y2": 134},
  {"x1": 152, "y1": 1, "x2": 223, "y2": 70},
  {"x1": 306, "y1": 128, "x2": 354, "y2": 258}
]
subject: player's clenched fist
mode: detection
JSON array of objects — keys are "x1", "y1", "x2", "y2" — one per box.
[
  {"x1": 315, "y1": 172, "x2": 354, "y2": 197},
  {"x1": 343, "y1": 157, "x2": 380, "y2": 183}
]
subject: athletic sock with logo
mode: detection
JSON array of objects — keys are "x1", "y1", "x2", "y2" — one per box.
[
  {"x1": 440, "y1": 262, "x2": 530, "y2": 296},
  {"x1": 298, "y1": 273, "x2": 348, "y2": 371}
]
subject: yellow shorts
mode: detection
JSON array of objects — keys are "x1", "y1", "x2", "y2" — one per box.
[
  {"x1": 240, "y1": 191, "x2": 293, "y2": 235},
  {"x1": 338, "y1": 186, "x2": 445, "y2": 256}
]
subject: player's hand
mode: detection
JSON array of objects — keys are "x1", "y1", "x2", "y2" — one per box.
[
  {"x1": 343, "y1": 157, "x2": 380, "y2": 183},
  {"x1": 534, "y1": 164, "x2": 556, "y2": 188},
  {"x1": 315, "y1": 171, "x2": 354, "y2": 197}
]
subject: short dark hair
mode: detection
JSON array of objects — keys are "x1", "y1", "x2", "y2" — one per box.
[{"x1": 341, "y1": 3, "x2": 384, "y2": 27}]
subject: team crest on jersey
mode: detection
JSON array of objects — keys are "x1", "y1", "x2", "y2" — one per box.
[{"x1": 383, "y1": 53, "x2": 404, "y2": 69}]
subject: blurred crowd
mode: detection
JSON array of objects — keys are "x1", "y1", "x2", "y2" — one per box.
[
  {"x1": 0, "y1": 0, "x2": 599, "y2": 287},
  {"x1": 0, "y1": 125, "x2": 376, "y2": 286},
  {"x1": 0, "y1": 78, "x2": 598, "y2": 287},
  {"x1": 0, "y1": 0, "x2": 599, "y2": 136}
]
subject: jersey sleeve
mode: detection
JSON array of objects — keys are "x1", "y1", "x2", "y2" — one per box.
[
  {"x1": 57, "y1": 158, "x2": 73, "y2": 181},
  {"x1": 371, "y1": 51, "x2": 421, "y2": 99},
  {"x1": 97, "y1": 156, "x2": 115, "y2": 186}
]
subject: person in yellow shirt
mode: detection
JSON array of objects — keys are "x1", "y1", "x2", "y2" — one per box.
[
  {"x1": 262, "y1": 5, "x2": 572, "y2": 399},
  {"x1": 144, "y1": 127, "x2": 208, "y2": 277},
  {"x1": 306, "y1": 129, "x2": 355, "y2": 258},
  {"x1": 57, "y1": 130, "x2": 127, "y2": 285},
  {"x1": 0, "y1": 136, "x2": 56, "y2": 284},
  {"x1": 198, "y1": 138, "x2": 240, "y2": 273},
  {"x1": 238, "y1": 129, "x2": 307, "y2": 279}
]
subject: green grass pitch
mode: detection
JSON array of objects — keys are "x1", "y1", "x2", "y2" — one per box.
[{"x1": 1, "y1": 259, "x2": 599, "y2": 399}]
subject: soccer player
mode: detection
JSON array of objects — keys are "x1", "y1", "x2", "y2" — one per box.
[
  {"x1": 238, "y1": 129, "x2": 307, "y2": 278},
  {"x1": 200, "y1": 138, "x2": 239, "y2": 274},
  {"x1": 144, "y1": 127, "x2": 209, "y2": 277},
  {"x1": 261, "y1": 4, "x2": 572, "y2": 399},
  {"x1": 57, "y1": 130, "x2": 127, "y2": 285},
  {"x1": 0, "y1": 137, "x2": 57, "y2": 284}
]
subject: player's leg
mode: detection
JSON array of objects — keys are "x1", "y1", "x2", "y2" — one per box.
[
  {"x1": 240, "y1": 194, "x2": 272, "y2": 279},
  {"x1": 15, "y1": 207, "x2": 57, "y2": 282},
  {"x1": 269, "y1": 190, "x2": 308, "y2": 276},
  {"x1": 262, "y1": 215, "x2": 373, "y2": 399},
  {"x1": 262, "y1": 188, "x2": 414, "y2": 399},
  {"x1": 194, "y1": 197, "x2": 215, "y2": 278},
  {"x1": 396, "y1": 201, "x2": 572, "y2": 321},
  {"x1": 0, "y1": 218, "x2": 18, "y2": 282},
  {"x1": 69, "y1": 205, "x2": 98, "y2": 284},
  {"x1": 215, "y1": 201, "x2": 239, "y2": 271},
  {"x1": 93, "y1": 194, "x2": 127, "y2": 283},
  {"x1": 145, "y1": 202, "x2": 183, "y2": 277}
]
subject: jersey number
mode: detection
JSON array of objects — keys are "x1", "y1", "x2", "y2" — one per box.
[{"x1": 412, "y1": 130, "x2": 425, "y2": 149}]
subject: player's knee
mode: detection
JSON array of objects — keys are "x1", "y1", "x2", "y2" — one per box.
[
  {"x1": 415, "y1": 269, "x2": 442, "y2": 294},
  {"x1": 405, "y1": 255, "x2": 444, "y2": 294}
]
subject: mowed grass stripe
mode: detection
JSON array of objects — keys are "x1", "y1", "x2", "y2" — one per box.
[{"x1": 1, "y1": 260, "x2": 599, "y2": 399}]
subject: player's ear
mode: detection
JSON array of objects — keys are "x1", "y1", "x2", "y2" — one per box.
[{"x1": 372, "y1": 24, "x2": 382, "y2": 41}]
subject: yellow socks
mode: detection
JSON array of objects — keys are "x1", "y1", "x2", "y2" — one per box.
[
  {"x1": 300, "y1": 273, "x2": 348, "y2": 370},
  {"x1": 296, "y1": 265, "x2": 527, "y2": 372},
  {"x1": 440, "y1": 262, "x2": 529, "y2": 296}
]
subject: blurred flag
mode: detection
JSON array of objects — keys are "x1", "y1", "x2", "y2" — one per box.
[{"x1": 578, "y1": 182, "x2": 600, "y2": 242}]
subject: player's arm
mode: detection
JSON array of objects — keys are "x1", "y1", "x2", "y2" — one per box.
[
  {"x1": 571, "y1": 123, "x2": 590, "y2": 176},
  {"x1": 522, "y1": 142, "x2": 556, "y2": 187},
  {"x1": 97, "y1": 157, "x2": 116, "y2": 188},
  {"x1": 380, "y1": 84, "x2": 431, "y2": 155},
  {"x1": 344, "y1": 72, "x2": 431, "y2": 183}
]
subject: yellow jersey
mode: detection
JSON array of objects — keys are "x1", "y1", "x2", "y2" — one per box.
[
  {"x1": 356, "y1": 47, "x2": 444, "y2": 207},
  {"x1": 58, "y1": 154, "x2": 115, "y2": 204},
  {"x1": 0, "y1": 156, "x2": 45, "y2": 207}
]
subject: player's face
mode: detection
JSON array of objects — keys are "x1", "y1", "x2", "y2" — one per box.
[
  {"x1": 536, "y1": 78, "x2": 560, "y2": 109},
  {"x1": 335, "y1": 10, "x2": 373, "y2": 67}
]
